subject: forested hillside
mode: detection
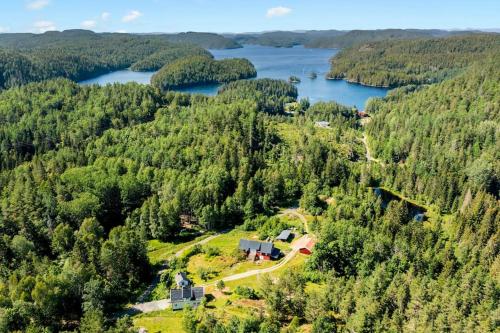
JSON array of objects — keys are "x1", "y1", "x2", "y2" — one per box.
[
  {"x1": 0, "y1": 78, "x2": 364, "y2": 331},
  {"x1": 0, "y1": 30, "x2": 213, "y2": 89},
  {"x1": 328, "y1": 34, "x2": 500, "y2": 87},
  {"x1": 130, "y1": 47, "x2": 213, "y2": 72},
  {"x1": 151, "y1": 56, "x2": 257, "y2": 90},
  {"x1": 304, "y1": 29, "x2": 447, "y2": 48},
  {"x1": 366, "y1": 57, "x2": 499, "y2": 210},
  {"x1": 161, "y1": 32, "x2": 242, "y2": 49},
  {"x1": 230, "y1": 29, "x2": 472, "y2": 49}
]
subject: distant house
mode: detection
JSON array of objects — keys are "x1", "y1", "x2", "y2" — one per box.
[
  {"x1": 358, "y1": 111, "x2": 369, "y2": 118},
  {"x1": 276, "y1": 229, "x2": 292, "y2": 241},
  {"x1": 315, "y1": 121, "x2": 330, "y2": 128},
  {"x1": 170, "y1": 272, "x2": 204, "y2": 310},
  {"x1": 239, "y1": 239, "x2": 280, "y2": 260},
  {"x1": 299, "y1": 239, "x2": 316, "y2": 255}
]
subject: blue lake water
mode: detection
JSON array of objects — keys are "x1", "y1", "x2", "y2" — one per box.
[{"x1": 79, "y1": 45, "x2": 388, "y2": 108}]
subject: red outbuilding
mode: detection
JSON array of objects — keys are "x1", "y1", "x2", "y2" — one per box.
[{"x1": 299, "y1": 239, "x2": 316, "y2": 255}]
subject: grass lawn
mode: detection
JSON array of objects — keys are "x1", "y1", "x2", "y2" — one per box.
[
  {"x1": 147, "y1": 233, "x2": 212, "y2": 265},
  {"x1": 185, "y1": 228, "x2": 282, "y2": 285},
  {"x1": 224, "y1": 253, "x2": 309, "y2": 291},
  {"x1": 133, "y1": 309, "x2": 184, "y2": 333}
]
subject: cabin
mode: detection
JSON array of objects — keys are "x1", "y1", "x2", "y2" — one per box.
[
  {"x1": 299, "y1": 239, "x2": 316, "y2": 255},
  {"x1": 358, "y1": 111, "x2": 369, "y2": 118},
  {"x1": 239, "y1": 239, "x2": 280, "y2": 260},
  {"x1": 276, "y1": 229, "x2": 292, "y2": 241},
  {"x1": 170, "y1": 272, "x2": 204, "y2": 310}
]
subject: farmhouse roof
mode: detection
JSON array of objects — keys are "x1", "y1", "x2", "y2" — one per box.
[
  {"x1": 276, "y1": 229, "x2": 292, "y2": 241},
  {"x1": 170, "y1": 286, "x2": 204, "y2": 302},
  {"x1": 239, "y1": 239, "x2": 274, "y2": 255}
]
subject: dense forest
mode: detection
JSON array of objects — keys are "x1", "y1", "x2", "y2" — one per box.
[
  {"x1": 328, "y1": 34, "x2": 500, "y2": 87},
  {"x1": 130, "y1": 47, "x2": 213, "y2": 72},
  {"x1": 366, "y1": 57, "x2": 499, "y2": 210},
  {"x1": 0, "y1": 29, "x2": 498, "y2": 333},
  {"x1": 0, "y1": 78, "x2": 351, "y2": 331},
  {"x1": 151, "y1": 56, "x2": 257, "y2": 90},
  {"x1": 0, "y1": 30, "x2": 221, "y2": 89}
]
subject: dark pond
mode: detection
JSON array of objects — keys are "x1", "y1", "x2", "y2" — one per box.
[{"x1": 374, "y1": 188, "x2": 427, "y2": 222}]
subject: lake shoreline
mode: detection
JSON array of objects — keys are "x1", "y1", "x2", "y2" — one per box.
[{"x1": 80, "y1": 45, "x2": 388, "y2": 107}]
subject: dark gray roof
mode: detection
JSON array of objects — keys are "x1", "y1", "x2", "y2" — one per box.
[
  {"x1": 260, "y1": 242, "x2": 273, "y2": 254},
  {"x1": 239, "y1": 239, "x2": 274, "y2": 254},
  {"x1": 170, "y1": 289, "x2": 184, "y2": 302},
  {"x1": 192, "y1": 287, "x2": 204, "y2": 300},
  {"x1": 238, "y1": 239, "x2": 248, "y2": 250},
  {"x1": 170, "y1": 286, "x2": 204, "y2": 301},
  {"x1": 276, "y1": 229, "x2": 291, "y2": 241}
]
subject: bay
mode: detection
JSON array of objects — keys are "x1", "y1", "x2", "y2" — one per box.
[{"x1": 79, "y1": 45, "x2": 388, "y2": 108}]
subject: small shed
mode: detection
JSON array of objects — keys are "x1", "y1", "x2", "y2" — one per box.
[
  {"x1": 276, "y1": 229, "x2": 292, "y2": 241},
  {"x1": 299, "y1": 239, "x2": 316, "y2": 255},
  {"x1": 315, "y1": 121, "x2": 330, "y2": 128},
  {"x1": 175, "y1": 272, "x2": 190, "y2": 288}
]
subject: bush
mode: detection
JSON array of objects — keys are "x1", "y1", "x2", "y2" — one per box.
[
  {"x1": 234, "y1": 286, "x2": 259, "y2": 300},
  {"x1": 182, "y1": 244, "x2": 203, "y2": 259},
  {"x1": 203, "y1": 246, "x2": 221, "y2": 258}
]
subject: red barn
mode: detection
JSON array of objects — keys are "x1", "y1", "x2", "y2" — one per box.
[
  {"x1": 299, "y1": 239, "x2": 316, "y2": 255},
  {"x1": 357, "y1": 111, "x2": 369, "y2": 118}
]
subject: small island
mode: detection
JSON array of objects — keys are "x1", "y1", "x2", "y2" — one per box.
[
  {"x1": 288, "y1": 75, "x2": 301, "y2": 84},
  {"x1": 151, "y1": 55, "x2": 257, "y2": 91}
]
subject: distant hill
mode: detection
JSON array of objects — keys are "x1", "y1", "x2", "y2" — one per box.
[
  {"x1": 228, "y1": 29, "x2": 480, "y2": 49},
  {"x1": 0, "y1": 30, "x2": 214, "y2": 89},
  {"x1": 161, "y1": 32, "x2": 242, "y2": 49},
  {"x1": 0, "y1": 30, "x2": 241, "y2": 50},
  {"x1": 327, "y1": 33, "x2": 500, "y2": 87}
]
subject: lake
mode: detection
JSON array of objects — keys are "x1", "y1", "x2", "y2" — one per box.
[{"x1": 79, "y1": 45, "x2": 388, "y2": 108}]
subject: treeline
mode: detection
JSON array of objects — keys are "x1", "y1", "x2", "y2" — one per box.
[
  {"x1": 151, "y1": 56, "x2": 257, "y2": 90},
  {"x1": 218, "y1": 78, "x2": 298, "y2": 113},
  {"x1": 130, "y1": 47, "x2": 213, "y2": 72},
  {"x1": 0, "y1": 30, "x2": 212, "y2": 89},
  {"x1": 304, "y1": 29, "x2": 453, "y2": 48},
  {"x1": 366, "y1": 57, "x2": 499, "y2": 211},
  {"x1": 230, "y1": 29, "x2": 474, "y2": 49},
  {"x1": 328, "y1": 33, "x2": 500, "y2": 87},
  {"x1": 0, "y1": 30, "x2": 240, "y2": 50},
  {"x1": 0, "y1": 79, "x2": 163, "y2": 171},
  {"x1": 162, "y1": 32, "x2": 242, "y2": 49}
]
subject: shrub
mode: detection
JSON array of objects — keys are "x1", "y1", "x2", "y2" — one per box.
[
  {"x1": 203, "y1": 246, "x2": 221, "y2": 258},
  {"x1": 234, "y1": 286, "x2": 258, "y2": 300}
]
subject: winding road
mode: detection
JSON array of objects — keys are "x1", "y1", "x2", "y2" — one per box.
[
  {"x1": 361, "y1": 133, "x2": 384, "y2": 166},
  {"x1": 130, "y1": 210, "x2": 312, "y2": 314}
]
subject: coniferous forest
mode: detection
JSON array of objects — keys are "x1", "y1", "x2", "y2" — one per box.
[
  {"x1": 0, "y1": 30, "x2": 227, "y2": 89},
  {"x1": 0, "y1": 29, "x2": 498, "y2": 333}
]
